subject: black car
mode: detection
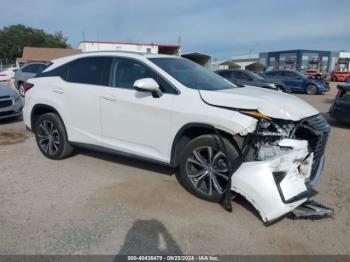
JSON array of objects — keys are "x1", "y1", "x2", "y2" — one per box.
[
  {"x1": 215, "y1": 69, "x2": 289, "y2": 92},
  {"x1": 329, "y1": 84, "x2": 350, "y2": 124}
]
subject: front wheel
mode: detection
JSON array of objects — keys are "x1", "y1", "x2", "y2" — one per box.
[
  {"x1": 34, "y1": 113, "x2": 74, "y2": 160},
  {"x1": 305, "y1": 84, "x2": 318, "y2": 95},
  {"x1": 178, "y1": 134, "x2": 241, "y2": 202}
]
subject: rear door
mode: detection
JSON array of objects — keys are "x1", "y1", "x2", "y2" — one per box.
[
  {"x1": 57, "y1": 56, "x2": 112, "y2": 145},
  {"x1": 282, "y1": 71, "x2": 304, "y2": 91},
  {"x1": 101, "y1": 57, "x2": 175, "y2": 162}
]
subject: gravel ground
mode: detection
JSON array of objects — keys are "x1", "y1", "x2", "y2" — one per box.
[{"x1": 0, "y1": 82, "x2": 349, "y2": 255}]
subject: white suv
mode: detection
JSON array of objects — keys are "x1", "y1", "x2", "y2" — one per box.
[{"x1": 23, "y1": 52, "x2": 330, "y2": 224}]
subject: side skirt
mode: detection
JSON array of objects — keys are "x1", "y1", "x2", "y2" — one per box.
[{"x1": 70, "y1": 142, "x2": 174, "y2": 168}]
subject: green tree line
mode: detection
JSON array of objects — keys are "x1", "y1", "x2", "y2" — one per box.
[{"x1": 0, "y1": 24, "x2": 70, "y2": 65}]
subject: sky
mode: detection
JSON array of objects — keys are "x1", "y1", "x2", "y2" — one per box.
[{"x1": 1, "y1": 0, "x2": 350, "y2": 59}]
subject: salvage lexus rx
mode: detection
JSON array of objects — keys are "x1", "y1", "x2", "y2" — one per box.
[{"x1": 23, "y1": 52, "x2": 330, "y2": 224}]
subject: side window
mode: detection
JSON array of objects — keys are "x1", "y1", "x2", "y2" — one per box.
[
  {"x1": 64, "y1": 57, "x2": 112, "y2": 86},
  {"x1": 217, "y1": 71, "x2": 231, "y2": 79},
  {"x1": 283, "y1": 71, "x2": 297, "y2": 78},
  {"x1": 111, "y1": 58, "x2": 176, "y2": 94},
  {"x1": 239, "y1": 72, "x2": 252, "y2": 81},
  {"x1": 231, "y1": 71, "x2": 240, "y2": 78},
  {"x1": 38, "y1": 64, "x2": 48, "y2": 73},
  {"x1": 267, "y1": 71, "x2": 281, "y2": 76},
  {"x1": 22, "y1": 64, "x2": 41, "y2": 73}
]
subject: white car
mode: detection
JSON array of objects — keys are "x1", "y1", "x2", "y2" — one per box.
[{"x1": 23, "y1": 52, "x2": 330, "y2": 224}]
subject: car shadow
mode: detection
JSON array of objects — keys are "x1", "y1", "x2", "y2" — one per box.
[
  {"x1": 117, "y1": 219, "x2": 182, "y2": 257},
  {"x1": 76, "y1": 148, "x2": 175, "y2": 176},
  {"x1": 0, "y1": 115, "x2": 23, "y2": 124},
  {"x1": 233, "y1": 195, "x2": 262, "y2": 221}
]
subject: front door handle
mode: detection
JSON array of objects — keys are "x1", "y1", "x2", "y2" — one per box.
[
  {"x1": 53, "y1": 88, "x2": 64, "y2": 94},
  {"x1": 102, "y1": 94, "x2": 117, "y2": 102}
]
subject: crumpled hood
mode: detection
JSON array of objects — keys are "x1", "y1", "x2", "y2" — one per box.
[
  {"x1": 200, "y1": 86, "x2": 319, "y2": 121},
  {"x1": 0, "y1": 84, "x2": 17, "y2": 97}
]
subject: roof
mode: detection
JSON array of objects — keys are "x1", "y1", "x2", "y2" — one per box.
[
  {"x1": 17, "y1": 47, "x2": 82, "y2": 62},
  {"x1": 45, "y1": 51, "x2": 181, "y2": 71},
  {"x1": 80, "y1": 40, "x2": 181, "y2": 48},
  {"x1": 235, "y1": 61, "x2": 266, "y2": 68}
]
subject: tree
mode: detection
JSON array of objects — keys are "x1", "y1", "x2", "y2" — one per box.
[{"x1": 0, "y1": 24, "x2": 70, "y2": 65}]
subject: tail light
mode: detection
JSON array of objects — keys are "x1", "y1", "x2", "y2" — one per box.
[{"x1": 23, "y1": 82, "x2": 34, "y2": 93}]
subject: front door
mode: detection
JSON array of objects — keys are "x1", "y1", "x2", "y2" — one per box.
[{"x1": 101, "y1": 57, "x2": 175, "y2": 162}]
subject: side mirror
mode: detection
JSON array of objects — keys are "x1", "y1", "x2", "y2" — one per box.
[{"x1": 133, "y1": 78, "x2": 162, "y2": 97}]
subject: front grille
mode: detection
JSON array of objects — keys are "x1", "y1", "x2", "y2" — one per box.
[
  {"x1": 0, "y1": 99, "x2": 12, "y2": 108},
  {"x1": 294, "y1": 114, "x2": 330, "y2": 180},
  {"x1": 0, "y1": 95, "x2": 10, "y2": 99}
]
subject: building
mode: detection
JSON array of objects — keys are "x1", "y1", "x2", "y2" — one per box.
[
  {"x1": 333, "y1": 51, "x2": 350, "y2": 72},
  {"x1": 259, "y1": 49, "x2": 338, "y2": 73},
  {"x1": 181, "y1": 52, "x2": 212, "y2": 68},
  {"x1": 16, "y1": 47, "x2": 82, "y2": 66},
  {"x1": 210, "y1": 53, "x2": 266, "y2": 72},
  {"x1": 210, "y1": 59, "x2": 240, "y2": 71},
  {"x1": 79, "y1": 40, "x2": 181, "y2": 55}
]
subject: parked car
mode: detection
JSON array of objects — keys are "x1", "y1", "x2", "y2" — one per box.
[
  {"x1": 329, "y1": 84, "x2": 350, "y2": 124},
  {"x1": 0, "y1": 67, "x2": 18, "y2": 82},
  {"x1": 261, "y1": 69, "x2": 330, "y2": 95},
  {"x1": 23, "y1": 52, "x2": 330, "y2": 224},
  {"x1": 330, "y1": 70, "x2": 350, "y2": 82},
  {"x1": 15, "y1": 62, "x2": 49, "y2": 96},
  {"x1": 0, "y1": 83, "x2": 24, "y2": 120},
  {"x1": 215, "y1": 69, "x2": 290, "y2": 92}
]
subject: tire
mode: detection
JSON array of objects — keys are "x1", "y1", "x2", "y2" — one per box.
[
  {"x1": 305, "y1": 84, "x2": 318, "y2": 95},
  {"x1": 18, "y1": 83, "x2": 25, "y2": 97},
  {"x1": 178, "y1": 134, "x2": 240, "y2": 202},
  {"x1": 34, "y1": 113, "x2": 74, "y2": 160}
]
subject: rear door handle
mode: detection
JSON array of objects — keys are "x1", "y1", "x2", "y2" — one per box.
[
  {"x1": 53, "y1": 88, "x2": 64, "y2": 94},
  {"x1": 102, "y1": 94, "x2": 117, "y2": 102}
]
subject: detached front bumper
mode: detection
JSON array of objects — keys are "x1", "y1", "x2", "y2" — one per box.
[{"x1": 231, "y1": 139, "x2": 318, "y2": 223}]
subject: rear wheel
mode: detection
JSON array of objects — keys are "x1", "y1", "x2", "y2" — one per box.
[
  {"x1": 178, "y1": 134, "x2": 240, "y2": 202},
  {"x1": 18, "y1": 83, "x2": 25, "y2": 97},
  {"x1": 305, "y1": 84, "x2": 317, "y2": 95},
  {"x1": 34, "y1": 113, "x2": 74, "y2": 160}
]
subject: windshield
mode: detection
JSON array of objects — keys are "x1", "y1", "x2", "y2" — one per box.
[
  {"x1": 246, "y1": 71, "x2": 265, "y2": 80},
  {"x1": 149, "y1": 57, "x2": 236, "y2": 90}
]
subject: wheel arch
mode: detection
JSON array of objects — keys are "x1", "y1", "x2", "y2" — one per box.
[
  {"x1": 305, "y1": 82, "x2": 318, "y2": 94},
  {"x1": 30, "y1": 104, "x2": 66, "y2": 132},
  {"x1": 170, "y1": 123, "x2": 234, "y2": 167}
]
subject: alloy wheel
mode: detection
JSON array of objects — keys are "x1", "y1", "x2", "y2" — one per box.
[
  {"x1": 37, "y1": 120, "x2": 60, "y2": 155},
  {"x1": 186, "y1": 146, "x2": 229, "y2": 196},
  {"x1": 19, "y1": 84, "x2": 25, "y2": 97}
]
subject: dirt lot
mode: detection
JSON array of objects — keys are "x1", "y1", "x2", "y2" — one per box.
[{"x1": 0, "y1": 83, "x2": 349, "y2": 255}]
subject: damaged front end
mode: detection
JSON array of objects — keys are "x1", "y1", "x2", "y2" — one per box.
[{"x1": 230, "y1": 113, "x2": 331, "y2": 224}]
